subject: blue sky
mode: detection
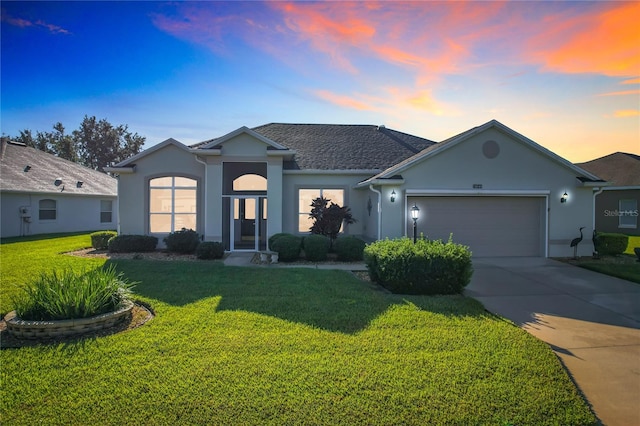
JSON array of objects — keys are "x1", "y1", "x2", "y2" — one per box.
[{"x1": 1, "y1": 1, "x2": 638, "y2": 162}]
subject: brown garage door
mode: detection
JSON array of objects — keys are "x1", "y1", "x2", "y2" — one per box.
[{"x1": 407, "y1": 196, "x2": 544, "y2": 257}]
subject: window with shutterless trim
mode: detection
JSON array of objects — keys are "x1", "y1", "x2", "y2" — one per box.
[
  {"x1": 149, "y1": 176, "x2": 197, "y2": 233},
  {"x1": 297, "y1": 188, "x2": 345, "y2": 233}
]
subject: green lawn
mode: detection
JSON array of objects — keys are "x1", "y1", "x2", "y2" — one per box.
[{"x1": 1, "y1": 234, "x2": 596, "y2": 425}]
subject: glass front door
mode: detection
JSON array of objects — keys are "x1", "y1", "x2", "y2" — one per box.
[{"x1": 231, "y1": 197, "x2": 267, "y2": 251}]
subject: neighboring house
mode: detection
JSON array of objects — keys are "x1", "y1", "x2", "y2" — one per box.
[
  {"x1": 106, "y1": 119, "x2": 604, "y2": 257},
  {"x1": 1, "y1": 139, "x2": 118, "y2": 238},
  {"x1": 577, "y1": 152, "x2": 640, "y2": 236}
]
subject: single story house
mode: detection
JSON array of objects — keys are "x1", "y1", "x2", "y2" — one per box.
[
  {"x1": 106, "y1": 119, "x2": 605, "y2": 257},
  {"x1": 0, "y1": 138, "x2": 118, "y2": 238},
  {"x1": 577, "y1": 152, "x2": 640, "y2": 236}
]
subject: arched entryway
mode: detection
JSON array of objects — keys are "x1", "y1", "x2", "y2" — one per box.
[{"x1": 222, "y1": 163, "x2": 268, "y2": 251}]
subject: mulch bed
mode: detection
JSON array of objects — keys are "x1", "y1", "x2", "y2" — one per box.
[{"x1": 0, "y1": 302, "x2": 154, "y2": 349}]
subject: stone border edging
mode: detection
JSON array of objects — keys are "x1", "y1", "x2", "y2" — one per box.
[{"x1": 4, "y1": 300, "x2": 134, "y2": 340}]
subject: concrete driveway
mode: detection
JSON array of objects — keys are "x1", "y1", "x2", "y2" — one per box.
[{"x1": 465, "y1": 257, "x2": 640, "y2": 426}]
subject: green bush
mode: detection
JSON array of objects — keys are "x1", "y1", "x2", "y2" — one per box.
[
  {"x1": 303, "y1": 234, "x2": 330, "y2": 261},
  {"x1": 364, "y1": 237, "x2": 473, "y2": 295},
  {"x1": 12, "y1": 265, "x2": 136, "y2": 321},
  {"x1": 164, "y1": 228, "x2": 200, "y2": 254},
  {"x1": 268, "y1": 233, "x2": 295, "y2": 251},
  {"x1": 595, "y1": 232, "x2": 629, "y2": 256},
  {"x1": 334, "y1": 236, "x2": 366, "y2": 261},
  {"x1": 271, "y1": 235, "x2": 303, "y2": 262},
  {"x1": 90, "y1": 231, "x2": 117, "y2": 250},
  {"x1": 108, "y1": 235, "x2": 158, "y2": 253},
  {"x1": 196, "y1": 241, "x2": 225, "y2": 260}
]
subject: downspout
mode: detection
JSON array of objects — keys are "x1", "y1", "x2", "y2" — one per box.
[
  {"x1": 369, "y1": 184, "x2": 382, "y2": 240},
  {"x1": 592, "y1": 187, "x2": 605, "y2": 232},
  {"x1": 195, "y1": 156, "x2": 207, "y2": 239}
]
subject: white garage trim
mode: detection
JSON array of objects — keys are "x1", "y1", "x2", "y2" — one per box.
[{"x1": 404, "y1": 190, "x2": 549, "y2": 257}]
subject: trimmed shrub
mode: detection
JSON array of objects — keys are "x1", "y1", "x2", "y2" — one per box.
[
  {"x1": 303, "y1": 234, "x2": 330, "y2": 261},
  {"x1": 271, "y1": 234, "x2": 303, "y2": 262},
  {"x1": 164, "y1": 228, "x2": 200, "y2": 254},
  {"x1": 268, "y1": 233, "x2": 294, "y2": 251},
  {"x1": 12, "y1": 265, "x2": 136, "y2": 321},
  {"x1": 196, "y1": 241, "x2": 225, "y2": 260},
  {"x1": 334, "y1": 236, "x2": 366, "y2": 261},
  {"x1": 364, "y1": 237, "x2": 473, "y2": 295},
  {"x1": 595, "y1": 232, "x2": 629, "y2": 256},
  {"x1": 108, "y1": 235, "x2": 158, "y2": 253},
  {"x1": 90, "y1": 231, "x2": 117, "y2": 250}
]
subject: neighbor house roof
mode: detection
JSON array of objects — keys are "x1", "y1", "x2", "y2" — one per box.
[
  {"x1": 194, "y1": 123, "x2": 436, "y2": 171},
  {"x1": 576, "y1": 152, "x2": 640, "y2": 186},
  {"x1": 0, "y1": 139, "x2": 117, "y2": 196}
]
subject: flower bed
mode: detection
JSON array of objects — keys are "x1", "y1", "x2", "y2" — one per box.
[{"x1": 4, "y1": 300, "x2": 134, "y2": 340}]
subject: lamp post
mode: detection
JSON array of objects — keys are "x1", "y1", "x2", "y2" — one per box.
[{"x1": 411, "y1": 204, "x2": 420, "y2": 243}]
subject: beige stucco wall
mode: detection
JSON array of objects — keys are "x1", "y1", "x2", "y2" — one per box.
[
  {"x1": 1, "y1": 192, "x2": 117, "y2": 238},
  {"x1": 116, "y1": 144, "x2": 204, "y2": 245},
  {"x1": 374, "y1": 127, "x2": 596, "y2": 257},
  {"x1": 282, "y1": 172, "x2": 372, "y2": 237}
]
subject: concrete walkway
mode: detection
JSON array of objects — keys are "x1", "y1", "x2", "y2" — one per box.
[{"x1": 465, "y1": 257, "x2": 640, "y2": 426}]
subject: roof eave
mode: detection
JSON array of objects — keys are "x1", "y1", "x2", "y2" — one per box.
[{"x1": 104, "y1": 166, "x2": 136, "y2": 174}]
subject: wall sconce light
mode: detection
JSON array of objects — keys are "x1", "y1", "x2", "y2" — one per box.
[
  {"x1": 410, "y1": 204, "x2": 420, "y2": 243},
  {"x1": 24, "y1": 165, "x2": 31, "y2": 172},
  {"x1": 54, "y1": 178, "x2": 62, "y2": 187},
  {"x1": 76, "y1": 181, "x2": 83, "y2": 188},
  {"x1": 390, "y1": 190, "x2": 396, "y2": 203},
  {"x1": 561, "y1": 192, "x2": 568, "y2": 203}
]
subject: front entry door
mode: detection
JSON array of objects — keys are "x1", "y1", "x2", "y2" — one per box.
[{"x1": 231, "y1": 197, "x2": 267, "y2": 251}]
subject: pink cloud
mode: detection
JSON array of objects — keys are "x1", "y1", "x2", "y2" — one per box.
[
  {"x1": 529, "y1": 2, "x2": 640, "y2": 77},
  {"x1": 1, "y1": 10, "x2": 70, "y2": 34}
]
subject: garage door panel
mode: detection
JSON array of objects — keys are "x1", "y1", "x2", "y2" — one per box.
[{"x1": 409, "y1": 197, "x2": 543, "y2": 257}]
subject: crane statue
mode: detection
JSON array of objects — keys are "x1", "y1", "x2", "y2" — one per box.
[{"x1": 570, "y1": 227, "x2": 585, "y2": 259}]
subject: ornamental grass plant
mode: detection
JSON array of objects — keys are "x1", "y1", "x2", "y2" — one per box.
[{"x1": 12, "y1": 265, "x2": 135, "y2": 321}]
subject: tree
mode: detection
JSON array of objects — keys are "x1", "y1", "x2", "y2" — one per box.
[
  {"x1": 14, "y1": 123, "x2": 77, "y2": 162},
  {"x1": 309, "y1": 196, "x2": 356, "y2": 246},
  {"x1": 73, "y1": 115, "x2": 145, "y2": 172},
  {"x1": 12, "y1": 116, "x2": 145, "y2": 172}
]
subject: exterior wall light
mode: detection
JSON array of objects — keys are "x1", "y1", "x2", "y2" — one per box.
[
  {"x1": 411, "y1": 204, "x2": 420, "y2": 243},
  {"x1": 76, "y1": 181, "x2": 83, "y2": 188},
  {"x1": 54, "y1": 178, "x2": 62, "y2": 187},
  {"x1": 561, "y1": 192, "x2": 568, "y2": 203},
  {"x1": 390, "y1": 190, "x2": 396, "y2": 203}
]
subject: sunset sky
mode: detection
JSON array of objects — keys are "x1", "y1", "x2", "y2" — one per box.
[{"x1": 2, "y1": 1, "x2": 638, "y2": 162}]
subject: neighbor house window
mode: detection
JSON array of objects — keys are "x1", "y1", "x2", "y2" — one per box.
[
  {"x1": 619, "y1": 199, "x2": 638, "y2": 228},
  {"x1": 100, "y1": 200, "x2": 113, "y2": 223},
  {"x1": 298, "y1": 188, "x2": 344, "y2": 233},
  {"x1": 149, "y1": 176, "x2": 197, "y2": 233},
  {"x1": 38, "y1": 199, "x2": 56, "y2": 220}
]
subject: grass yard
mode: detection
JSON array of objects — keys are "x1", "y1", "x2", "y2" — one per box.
[{"x1": 1, "y1": 234, "x2": 596, "y2": 425}]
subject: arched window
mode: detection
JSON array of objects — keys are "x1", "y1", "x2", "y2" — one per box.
[
  {"x1": 233, "y1": 174, "x2": 267, "y2": 191},
  {"x1": 39, "y1": 199, "x2": 57, "y2": 220},
  {"x1": 149, "y1": 176, "x2": 197, "y2": 233}
]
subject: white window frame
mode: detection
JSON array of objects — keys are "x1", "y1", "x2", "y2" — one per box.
[
  {"x1": 619, "y1": 199, "x2": 638, "y2": 229},
  {"x1": 149, "y1": 176, "x2": 197, "y2": 234},
  {"x1": 297, "y1": 187, "x2": 346, "y2": 234},
  {"x1": 100, "y1": 200, "x2": 113, "y2": 223},
  {"x1": 38, "y1": 199, "x2": 57, "y2": 221}
]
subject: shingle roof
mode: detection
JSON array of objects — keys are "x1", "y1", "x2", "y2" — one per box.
[
  {"x1": 195, "y1": 124, "x2": 436, "y2": 170},
  {"x1": 576, "y1": 152, "x2": 640, "y2": 186},
  {"x1": 1, "y1": 139, "x2": 117, "y2": 196}
]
